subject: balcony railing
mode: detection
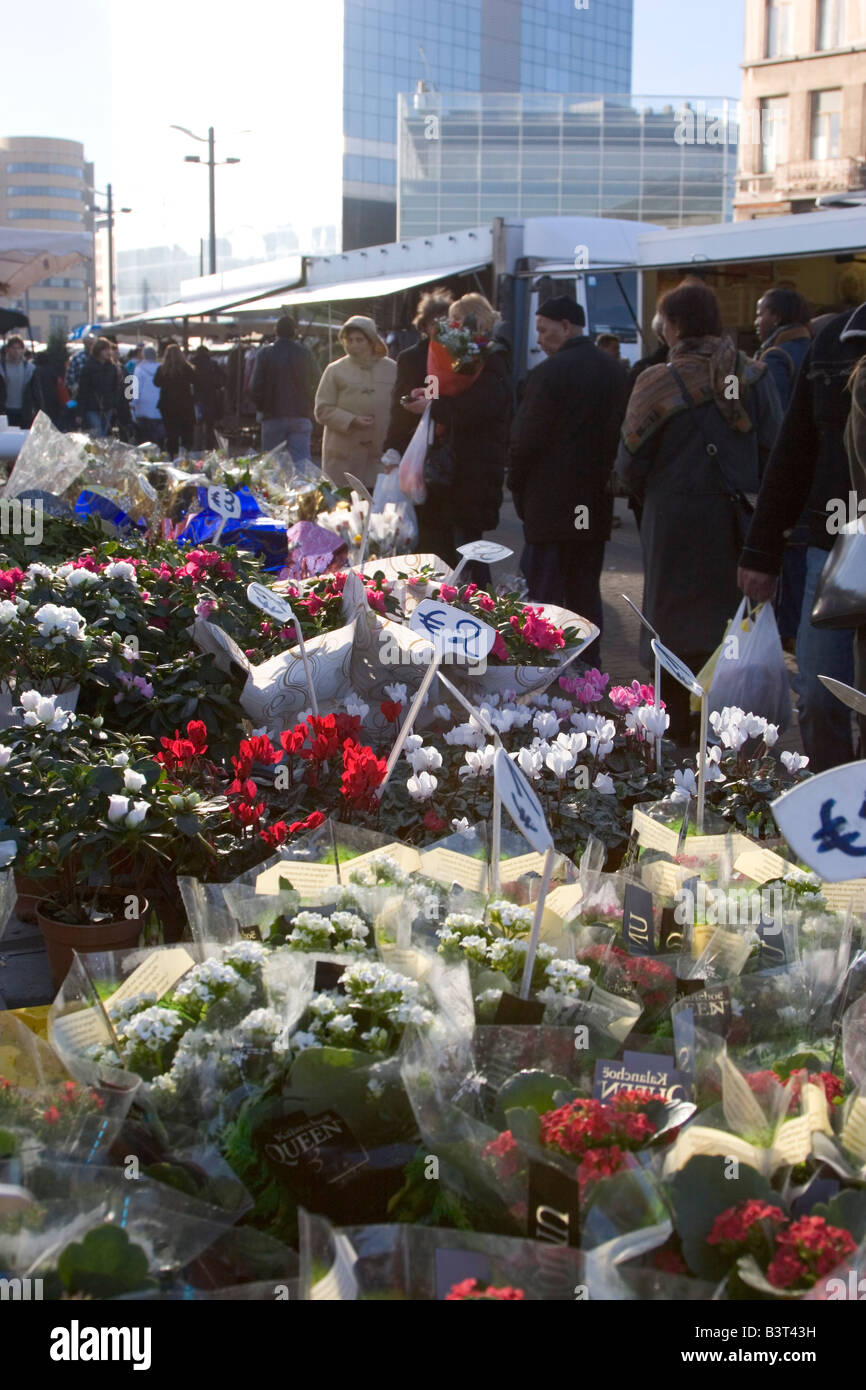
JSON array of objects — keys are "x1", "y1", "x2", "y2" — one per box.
[{"x1": 774, "y1": 157, "x2": 866, "y2": 193}]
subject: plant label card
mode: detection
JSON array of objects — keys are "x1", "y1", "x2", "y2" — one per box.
[
  {"x1": 733, "y1": 846, "x2": 799, "y2": 884},
  {"x1": 631, "y1": 806, "x2": 681, "y2": 856},
  {"x1": 772, "y1": 761, "x2": 866, "y2": 881},
  {"x1": 408, "y1": 598, "x2": 496, "y2": 663},
  {"x1": 622, "y1": 881, "x2": 656, "y2": 956},
  {"x1": 207, "y1": 484, "x2": 242, "y2": 519},
  {"x1": 257, "y1": 1108, "x2": 370, "y2": 1193},
  {"x1": 434, "y1": 1250, "x2": 492, "y2": 1301},
  {"x1": 313, "y1": 960, "x2": 347, "y2": 993},
  {"x1": 347, "y1": 843, "x2": 424, "y2": 877},
  {"x1": 418, "y1": 847, "x2": 488, "y2": 891},
  {"x1": 527, "y1": 1160, "x2": 582, "y2": 1248},
  {"x1": 50, "y1": 1007, "x2": 110, "y2": 1053},
  {"x1": 593, "y1": 1054, "x2": 690, "y2": 1103},
  {"x1": 493, "y1": 749, "x2": 554, "y2": 856},
  {"x1": 540, "y1": 882, "x2": 584, "y2": 938},
  {"x1": 108, "y1": 946, "x2": 197, "y2": 1008},
  {"x1": 640, "y1": 859, "x2": 692, "y2": 899},
  {"x1": 841, "y1": 1097, "x2": 866, "y2": 1161},
  {"x1": 689, "y1": 984, "x2": 731, "y2": 1032},
  {"x1": 588, "y1": 985, "x2": 643, "y2": 1043},
  {"x1": 650, "y1": 639, "x2": 705, "y2": 698},
  {"x1": 254, "y1": 861, "x2": 338, "y2": 897},
  {"x1": 455, "y1": 540, "x2": 513, "y2": 565},
  {"x1": 494, "y1": 992, "x2": 545, "y2": 1025},
  {"x1": 820, "y1": 878, "x2": 866, "y2": 913},
  {"x1": 498, "y1": 851, "x2": 550, "y2": 882},
  {"x1": 246, "y1": 581, "x2": 295, "y2": 625}
]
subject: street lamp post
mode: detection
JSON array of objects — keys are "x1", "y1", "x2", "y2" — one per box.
[
  {"x1": 86, "y1": 183, "x2": 132, "y2": 322},
  {"x1": 170, "y1": 125, "x2": 240, "y2": 277}
]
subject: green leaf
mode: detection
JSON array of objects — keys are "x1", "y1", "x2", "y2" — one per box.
[
  {"x1": 811, "y1": 1188, "x2": 866, "y2": 1245},
  {"x1": 57, "y1": 1224, "x2": 152, "y2": 1298},
  {"x1": 669, "y1": 1155, "x2": 780, "y2": 1280},
  {"x1": 494, "y1": 1069, "x2": 573, "y2": 1129},
  {"x1": 503, "y1": 1105, "x2": 541, "y2": 1145}
]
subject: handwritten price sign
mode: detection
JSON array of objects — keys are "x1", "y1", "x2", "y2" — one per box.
[
  {"x1": 493, "y1": 747, "x2": 553, "y2": 856},
  {"x1": 207, "y1": 486, "x2": 242, "y2": 520},
  {"x1": 246, "y1": 582, "x2": 295, "y2": 625},
  {"x1": 409, "y1": 599, "x2": 495, "y2": 663},
  {"x1": 772, "y1": 760, "x2": 866, "y2": 881}
]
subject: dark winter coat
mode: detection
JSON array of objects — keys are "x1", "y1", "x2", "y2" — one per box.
[
  {"x1": 508, "y1": 335, "x2": 629, "y2": 544},
  {"x1": 424, "y1": 344, "x2": 512, "y2": 533},
  {"x1": 382, "y1": 337, "x2": 427, "y2": 455},
  {"x1": 740, "y1": 304, "x2": 866, "y2": 574},
  {"x1": 154, "y1": 363, "x2": 196, "y2": 427},
  {"x1": 77, "y1": 357, "x2": 124, "y2": 415},
  {"x1": 616, "y1": 358, "x2": 782, "y2": 664},
  {"x1": 249, "y1": 338, "x2": 318, "y2": 420},
  {"x1": 193, "y1": 355, "x2": 226, "y2": 422}
]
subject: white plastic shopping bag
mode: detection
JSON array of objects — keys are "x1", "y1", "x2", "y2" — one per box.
[
  {"x1": 398, "y1": 403, "x2": 432, "y2": 505},
  {"x1": 707, "y1": 599, "x2": 792, "y2": 730},
  {"x1": 372, "y1": 468, "x2": 418, "y2": 549}
]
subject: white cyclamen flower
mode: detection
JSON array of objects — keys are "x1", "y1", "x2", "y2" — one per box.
[
  {"x1": 781, "y1": 750, "x2": 809, "y2": 773},
  {"x1": 126, "y1": 800, "x2": 149, "y2": 828},
  {"x1": 671, "y1": 768, "x2": 697, "y2": 802},
  {"x1": 451, "y1": 816, "x2": 474, "y2": 838},
  {"x1": 533, "y1": 709, "x2": 560, "y2": 740},
  {"x1": 345, "y1": 693, "x2": 370, "y2": 720},
  {"x1": 516, "y1": 745, "x2": 544, "y2": 780},
  {"x1": 593, "y1": 772, "x2": 616, "y2": 795},
  {"x1": 407, "y1": 770, "x2": 438, "y2": 801},
  {"x1": 696, "y1": 745, "x2": 726, "y2": 783},
  {"x1": 123, "y1": 767, "x2": 147, "y2": 793},
  {"x1": 107, "y1": 794, "x2": 131, "y2": 824},
  {"x1": 407, "y1": 744, "x2": 443, "y2": 775},
  {"x1": 545, "y1": 743, "x2": 575, "y2": 779},
  {"x1": 635, "y1": 704, "x2": 670, "y2": 739},
  {"x1": 459, "y1": 745, "x2": 496, "y2": 779},
  {"x1": 383, "y1": 682, "x2": 407, "y2": 704}
]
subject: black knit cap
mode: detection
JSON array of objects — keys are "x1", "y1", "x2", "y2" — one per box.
[{"x1": 537, "y1": 295, "x2": 585, "y2": 326}]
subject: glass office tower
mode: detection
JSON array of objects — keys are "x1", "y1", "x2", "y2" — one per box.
[
  {"x1": 398, "y1": 93, "x2": 740, "y2": 234},
  {"x1": 342, "y1": 0, "x2": 633, "y2": 248}
]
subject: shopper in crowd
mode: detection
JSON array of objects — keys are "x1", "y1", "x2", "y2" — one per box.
[
  {"x1": 412, "y1": 293, "x2": 512, "y2": 582},
  {"x1": 78, "y1": 336, "x2": 125, "y2": 438},
  {"x1": 628, "y1": 314, "x2": 668, "y2": 390},
  {"x1": 739, "y1": 299, "x2": 866, "y2": 771},
  {"x1": 616, "y1": 280, "x2": 782, "y2": 746},
  {"x1": 381, "y1": 288, "x2": 453, "y2": 461},
  {"x1": 131, "y1": 346, "x2": 164, "y2": 445},
  {"x1": 315, "y1": 316, "x2": 396, "y2": 490},
  {"x1": 192, "y1": 345, "x2": 227, "y2": 450},
  {"x1": 509, "y1": 295, "x2": 628, "y2": 665},
  {"x1": 154, "y1": 343, "x2": 196, "y2": 456},
  {"x1": 65, "y1": 331, "x2": 96, "y2": 412},
  {"x1": 0, "y1": 335, "x2": 36, "y2": 426},
  {"x1": 754, "y1": 288, "x2": 814, "y2": 650},
  {"x1": 249, "y1": 316, "x2": 318, "y2": 461},
  {"x1": 29, "y1": 334, "x2": 69, "y2": 428}
]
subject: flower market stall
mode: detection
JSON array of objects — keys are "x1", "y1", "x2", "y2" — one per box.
[{"x1": 1, "y1": 415, "x2": 866, "y2": 1310}]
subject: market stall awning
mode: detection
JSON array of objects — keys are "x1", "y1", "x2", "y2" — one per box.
[
  {"x1": 231, "y1": 262, "x2": 489, "y2": 314},
  {"x1": 105, "y1": 285, "x2": 297, "y2": 331},
  {"x1": 0, "y1": 229, "x2": 91, "y2": 297}
]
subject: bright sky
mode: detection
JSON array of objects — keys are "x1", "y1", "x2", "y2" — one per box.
[{"x1": 1, "y1": 0, "x2": 744, "y2": 259}]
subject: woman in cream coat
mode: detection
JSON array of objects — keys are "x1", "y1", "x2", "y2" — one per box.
[{"x1": 315, "y1": 316, "x2": 397, "y2": 489}]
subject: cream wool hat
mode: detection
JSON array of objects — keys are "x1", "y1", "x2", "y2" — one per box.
[{"x1": 339, "y1": 315, "x2": 388, "y2": 358}]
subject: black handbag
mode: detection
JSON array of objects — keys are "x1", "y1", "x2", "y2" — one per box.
[
  {"x1": 423, "y1": 417, "x2": 457, "y2": 494},
  {"x1": 668, "y1": 363, "x2": 755, "y2": 548},
  {"x1": 810, "y1": 519, "x2": 866, "y2": 629}
]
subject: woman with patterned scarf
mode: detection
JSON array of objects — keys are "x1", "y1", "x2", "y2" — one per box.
[{"x1": 615, "y1": 280, "x2": 783, "y2": 745}]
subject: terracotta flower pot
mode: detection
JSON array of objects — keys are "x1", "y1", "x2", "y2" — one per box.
[
  {"x1": 36, "y1": 897, "x2": 148, "y2": 993},
  {"x1": 14, "y1": 873, "x2": 61, "y2": 925}
]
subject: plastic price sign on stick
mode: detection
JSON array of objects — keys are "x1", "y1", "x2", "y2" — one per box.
[
  {"x1": 818, "y1": 675, "x2": 866, "y2": 719},
  {"x1": 623, "y1": 594, "x2": 663, "y2": 771},
  {"x1": 376, "y1": 600, "x2": 496, "y2": 798},
  {"x1": 436, "y1": 667, "x2": 503, "y2": 892},
  {"x1": 772, "y1": 760, "x2": 866, "y2": 882},
  {"x1": 246, "y1": 582, "x2": 319, "y2": 718},
  {"x1": 448, "y1": 540, "x2": 513, "y2": 584},
  {"x1": 493, "y1": 748, "x2": 555, "y2": 998},
  {"x1": 344, "y1": 472, "x2": 374, "y2": 570},
  {"x1": 651, "y1": 638, "x2": 709, "y2": 831},
  {"x1": 207, "y1": 484, "x2": 242, "y2": 546}
]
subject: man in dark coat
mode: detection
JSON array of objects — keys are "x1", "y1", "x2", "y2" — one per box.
[
  {"x1": 739, "y1": 302, "x2": 866, "y2": 771},
  {"x1": 249, "y1": 315, "x2": 319, "y2": 461},
  {"x1": 508, "y1": 296, "x2": 629, "y2": 664}
]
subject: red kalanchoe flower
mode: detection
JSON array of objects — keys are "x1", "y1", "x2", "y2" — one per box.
[
  {"x1": 445, "y1": 1278, "x2": 525, "y2": 1301},
  {"x1": 380, "y1": 700, "x2": 403, "y2": 724},
  {"x1": 766, "y1": 1216, "x2": 856, "y2": 1289},
  {"x1": 707, "y1": 1200, "x2": 787, "y2": 1248},
  {"x1": 43, "y1": 1106, "x2": 61, "y2": 1125}
]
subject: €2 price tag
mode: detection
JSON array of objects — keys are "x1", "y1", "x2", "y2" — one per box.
[
  {"x1": 409, "y1": 598, "x2": 495, "y2": 663},
  {"x1": 207, "y1": 485, "x2": 242, "y2": 520},
  {"x1": 493, "y1": 747, "x2": 553, "y2": 856},
  {"x1": 772, "y1": 759, "x2": 866, "y2": 882},
  {"x1": 246, "y1": 581, "x2": 295, "y2": 625},
  {"x1": 651, "y1": 638, "x2": 704, "y2": 698}
]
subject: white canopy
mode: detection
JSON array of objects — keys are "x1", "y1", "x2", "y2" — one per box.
[{"x1": 0, "y1": 229, "x2": 92, "y2": 297}]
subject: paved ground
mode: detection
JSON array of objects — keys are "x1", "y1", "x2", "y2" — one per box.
[{"x1": 0, "y1": 495, "x2": 802, "y2": 1010}]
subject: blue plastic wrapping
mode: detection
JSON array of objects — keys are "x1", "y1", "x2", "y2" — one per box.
[{"x1": 177, "y1": 485, "x2": 288, "y2": 569}]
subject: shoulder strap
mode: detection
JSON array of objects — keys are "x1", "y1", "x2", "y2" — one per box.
[{"x1": 667, "y1": 362, "x2": 719, "y2": 461}]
